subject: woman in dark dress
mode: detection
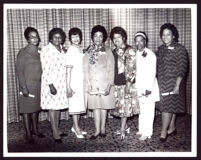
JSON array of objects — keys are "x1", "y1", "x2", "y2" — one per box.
[
  {"x1": 156, "y1": 23, "x2": 189, "y2": 142},
  {"x1": 16, "y1": 27, "x2": 45, "y2": 144}
]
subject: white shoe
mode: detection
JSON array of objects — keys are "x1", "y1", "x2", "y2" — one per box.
[
  {"x1": 136, "y1": 131, "x2": 142, "y2": 135},
  {"x1": 71, "y1": 127, "x2": 87, "y2": 135},
  {"x1": 71, "y1": 127, "x2": 84, "y2": 138},
  {"x1": 139, "y1": 135, "x2": 151, "y2": 141},
  {"x1": 114, "y1": 127, "x2": 130, "y2": 135}
]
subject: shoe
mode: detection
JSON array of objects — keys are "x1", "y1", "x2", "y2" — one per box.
[
  {"x1": 89, "y1": 134, "x2": 99, "y2": 140},
  {"x1": 167, "y1": 129, "x2": 177, "y2": 136},
  {"x1": 136, "y1": 131, "x2": 142, "y2": 135},
  {"x1": 60, "y1": 133, "x2": 67, "y2": 137},
  {"x1": 32, "y1": 132, "x2": 45, "y2": 138},
  {"x1": 160, "y1": 135, "x2": 168, "y2": 142},
  {"x1": 100, "y1": 133, "x2": 106, "y2": 138},
  {"x1": 71, "y1": 127, "x2": 87, "y2": 135},
  {"x1": 139, "y1": 135, "x2": 150, "y2": 141},
  {"x1": 114, "y1": 127, "x2": 130, "y2": 135},
  {"x1": 54, "y1": 138, "x2": 62, "y2": 143},
  {"x1": 120, "y1": 131, "x2": 126, "y2": 140},
  {"x1": 27, "y1": 137, "x2": 35, "y2": 145},
  {"x1": 71, "y1": 127, "x2": 84, "y2": 138}
]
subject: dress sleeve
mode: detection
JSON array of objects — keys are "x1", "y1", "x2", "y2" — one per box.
[
  {"x1": 16, "y1": 50, "x2": 26, "y2": 88},
  {"x1": 106, "y1": 48, "x2": 115, "y2": 85},
  {"x1": 40, "y1": 46, "x2": 56, "y2": 85},
  {"x1": 125, "y1": 48, "x2": 136, "y2": 83},
  {"x1": 82, "y1": 54, "x2": 89, "y2": 92},
  {"x1": 176, "y1": 45, "x2": 188, "y2": 78}
]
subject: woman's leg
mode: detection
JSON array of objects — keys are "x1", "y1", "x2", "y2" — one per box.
[
  {"x1": 30, "y1": 111, "x2": 39, "y2": 134},
  {"x1": 23, "y1": 113, "x2": 32, "y2": 138},
  {"x1": 120, "y1": 117, "x2": 127, "y2": 139},
  {"x1": 168, "y1": 113, "x2": 176, "y2": 133},
  {"x1": 93, "y1": 109, "x2": 101, "y2": 136},
  {"x1": 160, "y1": 112, "x2": 173, "y2": 138},
  {"x1": 100, "y1": 109, "x2": 107, "y2": 134},
  {"x1": 72, "y1": 114, "x2": 82, "y2": 135},
  {"x1": 55, "y1": 110, "x2": 61, "y2": 134},
  {"x1": 49, "y1": 110, "x2": 61, "y2": 139}
]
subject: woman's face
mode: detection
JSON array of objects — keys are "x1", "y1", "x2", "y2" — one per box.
[
  {"x1": 113, "y1": 33, "x2": 125, "y2": 48},
  {"x1": 51, "y1": 33, "x2": 63, "y2": 46},
  {"x1": 27, "y1": 31, "x2": 40, "y2": 46},
  {"x1": 93, "y1": 31, "x2": 104, "y2": 46},
  {"x1": 162, "y1": 28, "x2": 174, "y2": 46},
  {"x1": 135, "y1": 36, "x2": 146, "y2": 51},
  {"x1": 71, "y1": 34, "x2": 80, "y2": 45}
]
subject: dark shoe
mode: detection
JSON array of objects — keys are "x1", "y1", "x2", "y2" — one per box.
[
  {"x1": 54, "y1": 138, "x2": 62, "y2": 143},
  {"x1": 168, "y1": 129, "x2": 177, "y2": 136},
  {"x1": 27, "y1": 138, "x2": 35, "y2": 145},
  {"x1": 31, "y1": 131, "x2": 45, "y2": 138},
  {"x1": 100, "y1": 133, "x2": 106, "y2": 138},
  {"x1": 89, "y1": 134, "x2": 99, "y2": 140},
  {"x1": 160, "y1": 136, "x2": 168, "y2": 143},
  {"x1": 60, "y1": 133, "x2": 67, "y2": 137}
]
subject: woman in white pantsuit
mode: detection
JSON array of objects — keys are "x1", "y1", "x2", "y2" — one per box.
[{"x1": 134, "y1": 31, "x2": 160, "y2": 141}]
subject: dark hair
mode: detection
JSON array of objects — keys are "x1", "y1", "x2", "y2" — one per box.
[
  {"x1": 49, "y1": 28, "x2": 66, "y2": 44},
  {"x1": 24, "y1": 27, "x2": 41, "y2": 42},
  {"x1": 91, "y1": 25, "x2": 108, "y2": 43},
  {"x1": 134, "y1": 31, "x2": 148, "y2": 45},
  {"x1": 68, "y1": 27, "x2": 82, "y2": 44},
  {"x1": 110, "y1": 26, "x2": 127, "y2": 43},
  {"x1": 160, "y1": 23, "x2": 179, "y2": 42}
]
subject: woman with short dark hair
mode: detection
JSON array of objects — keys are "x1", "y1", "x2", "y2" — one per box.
[
  {"x1": 156, "y1": 23, "x2": 189, "y2": 142},
  {"x1": 16, "y1": 27, "x2": 45, "y2": 145},
  {"x1": 40, "y1": 28, "x2": 68, "y2": 143},
  {"x1": 83, "y1": 25, "x2": 115, "y2": 139},
  {"x1": 110, "y1": 26, "x2": 139, "y2": 140}
]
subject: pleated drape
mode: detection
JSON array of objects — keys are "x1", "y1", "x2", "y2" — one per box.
[{"x1": 6, "y1": 8, "x2": 192, "y2": 123}]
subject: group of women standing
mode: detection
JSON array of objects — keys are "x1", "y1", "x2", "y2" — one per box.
[{"x1": 16, "y1": 23, "x2": 188, "y2": 145}]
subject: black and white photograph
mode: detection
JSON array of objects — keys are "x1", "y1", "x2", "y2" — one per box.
[{"x1": 3, "y1": 3, "x2": 197, "y2": 157}]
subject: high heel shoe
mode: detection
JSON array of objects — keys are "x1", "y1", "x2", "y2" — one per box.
[
  {"x1": 54, "y1": 138, "x2": 62, "y2": 143},
  {"x1": 167, "y1": 129, "x2": 177, "y2": 136},
  {"x1": 32, "y1": 132, "x2": 45, "y2": 138},
  {"x1": 71, "y1": 127, "x2": 87, "y2": 135},
  {"x1": 114, "y1": 127, "x2": 130, "y2": 135},
  {"x1": 71, "y1": 127, "x2": 84, "y2": 138},
  {"x1": 120, "y1": 131, "x2": 126, "y2": 140},
  {"x1": 90, "y1": 134, "x2": 100, "y2": 140},
  {"x1": 100, "y1": 133, "x2": 106, "y2": 138}
]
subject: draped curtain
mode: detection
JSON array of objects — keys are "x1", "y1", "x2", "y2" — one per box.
[{"x1": 6, "y1": 8, "x2": 192, "y2": 123}]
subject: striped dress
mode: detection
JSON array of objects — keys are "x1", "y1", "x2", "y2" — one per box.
[{"x1": 156, "y1": 42, "x2": 189, "y2": 113}]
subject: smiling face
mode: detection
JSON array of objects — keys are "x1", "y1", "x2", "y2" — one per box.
[
  {"x1": 27, "y1": 31, "x2": 40, "y2": 46},
  {"x1": 162, "y1": 28, "x2": 174, "y2": 46},
  {"x1": 113, "y1": 33, "x2": 125, "y2": 48},
  {"x1": 135, "y1": 36, "x2": 146, "y2": 51},
  {"x1": 93, "y1": 31, "x2": 104, "y2": 46},
  {"x1": 51, "y1": 33, "x2": 63, "y2": 47},
  {"x1": 71, "y1": 34, "x2": 81, "y2": 45}
]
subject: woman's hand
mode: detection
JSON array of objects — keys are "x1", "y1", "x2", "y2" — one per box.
[
  {"x1": 173, "y1": 85, "x2": 179, "y2": 94},
  {"x1": 104, "y1": 84, "x2": 111, "y2": 96},
  {"x1": 22, "y1": 86, "x2": 29, "y2": 97},
  {"x1": 49, "y1": 84, "x2": 57, "y2": 95},
  {"x1": 67, "y1": 87, "x2": 74, "y2": 98}
]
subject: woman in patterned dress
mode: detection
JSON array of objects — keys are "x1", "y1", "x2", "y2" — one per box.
[
  {"x1": 83, "y1": 25, "x2": 115, "y2": 139},
  {"x1": 16, "y1": 27, "x2": 45, "y2": 144},
  {"x1": 156, "y1": 23, "x2": 189, "y2": 142},
  {"x1": 110, "y1": 27, "x2": 139, "y2": 140},
  {"x1": 66, "y1": 27, "x2": 87, "y2": 138},
  {"x1": 40, "y1": 28, "x2": 68, "y2": 143}
]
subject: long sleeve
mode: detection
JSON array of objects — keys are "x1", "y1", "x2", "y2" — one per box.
[
  {"x1": 106, "y1": 48, "x2": 115, "y2": 86},
  {"x1": 176, "y1": 45, "x2": 188, "y2": 78},
  {"x1": 16, "y1": 50, "x2": 26, "y2": 88},
  {"x1": 40, "y1": 46, "x2": 56, "y2": 85},
  {"x1": 83, "y1": 54, "x2": 89, "y2": 92}
]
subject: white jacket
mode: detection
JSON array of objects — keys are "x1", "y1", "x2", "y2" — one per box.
[{"x1": 135, "y1": 47, "x2": 160, "y2": 103}]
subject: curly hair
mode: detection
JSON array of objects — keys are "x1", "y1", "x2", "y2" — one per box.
[
  {"x1": 24, "y1": 27, "x2": 41, "y2": 42},
  {"x1": 49, "y1": 28, "x2": 66, "y2": 44},
  {"x1": 91, "y1": 25, "x2": 108, "y2": 43},
  {"x1": 68, "y1": 27, "x2": 82, "y2": 44},
  {"x1": 110, "y1": 26, "x2": 127, "y2": 43},
  {"x1": 160, "y1": 23, "x2": 179, "y2": 42}
]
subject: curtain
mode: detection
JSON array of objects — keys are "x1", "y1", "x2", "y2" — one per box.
[{"x1": 6, "y1": 8, "x2": 192, "y2": 123}]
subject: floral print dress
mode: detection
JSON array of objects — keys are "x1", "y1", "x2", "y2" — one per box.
[{"x1": 112, "y1": 45, "x2": 140, "y2": 117}]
